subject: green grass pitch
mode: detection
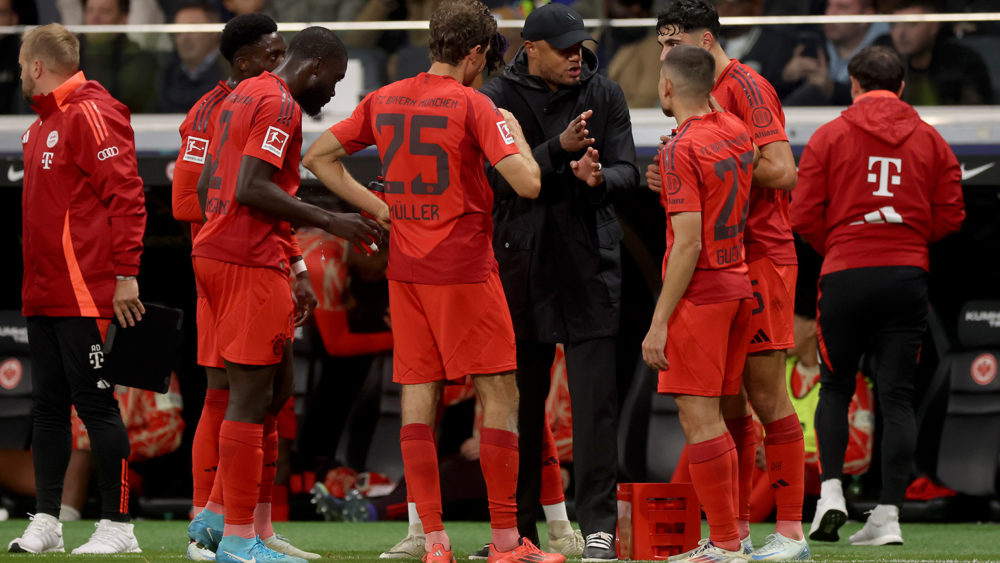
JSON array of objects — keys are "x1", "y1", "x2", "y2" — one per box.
[{"x1": 0, "y1": 520, "x2": 998, "y2": 561}]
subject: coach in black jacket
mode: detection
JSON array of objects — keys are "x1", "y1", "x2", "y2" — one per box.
[{"x1": 482, "y1": 4, "x2": 640, "y2": 559}]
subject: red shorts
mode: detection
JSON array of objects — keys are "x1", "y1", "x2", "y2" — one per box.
[
  {"x1": 747, "y1": 258, "x2": 796, "y2": 353},
  {"x1": 193, "y1": 256, "x2": 293, "y2": 367},
  {"x1": 195, "y1": 293, "x2": 224, "y2": 369},
  {"x1": 657, "y1": 297, "x2": 752, "y2": 397},
  {"x1": 389, "y1": 271, "x2": 516, "y2": 384}
]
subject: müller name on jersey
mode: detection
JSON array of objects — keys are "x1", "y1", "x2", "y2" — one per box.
[{"x1": 391, "y1": 201, "x2": 441, "y2": 221}]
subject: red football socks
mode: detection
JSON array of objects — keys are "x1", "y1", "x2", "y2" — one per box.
[
  {"x1": 764, "y1": 413, "x2": 805, "y2": 539},
  {"x1": 479, "y1": 427, "x2": 519, "y2": 551},
  {"x1": 255, "y1": 414, "x2": 278, "y2": 539},
  {"x1": 219, "y1": 420, "x2": 263, "y2": 539},
  {"x1": 688, "y1": 433, "x2": 739, "y2": 552},
  {"x1": 539, "y1": 423, "x2": 565, "y2": 506},
  {"x1": 726, "y1": 414, "x2": 757, "y2": 537},
  {"x1": 191, "y1": 389, "x2": 228, "y2": 510},
  {"x1": 400, "y1": 424, "x2": 444, "y2": 535}
]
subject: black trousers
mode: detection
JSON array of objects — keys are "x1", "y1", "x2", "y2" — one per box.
[
  {"x1": 515, "y1": 337, "x2": 618, "y2": 541},
  {"x1": 27, "y1": 316, "x2": 130, "y2": 521},
  {"x1": 814, "y1": 266, "x2": 928, "y2": 506}
]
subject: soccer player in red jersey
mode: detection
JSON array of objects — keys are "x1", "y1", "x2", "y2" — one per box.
[
  {"x1": 303, "y1": 2, "x2": 566, "y2": 562},
  {"x1": 641, "y1": 44, "x2": 757, "y2": 563},
  {"x1": 650, "y1": 2, "x2": 807, "y2": 558},
  {"x1": 190, "y1": 26, "x2": 381, "y2": 563},
  {"x1": 172, "y1": 14, "x2": 321, "y2": 562}
]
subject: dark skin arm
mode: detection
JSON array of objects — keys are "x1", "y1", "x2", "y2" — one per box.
[{"x1": 232, "y1": 155, "x2": 384, "y2": 253}]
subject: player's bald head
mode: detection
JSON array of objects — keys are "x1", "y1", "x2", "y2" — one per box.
[{"x1": 661, "y1": 44, "x2": 715, "y2": 99}]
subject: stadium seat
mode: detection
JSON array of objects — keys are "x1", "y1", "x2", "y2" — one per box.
[
  {"x1": 617, "y1": 357, "x2": 687, "y2": 483},
  {"x1": 0, "y1": 310, "x2": 32, "y2": 451},
  {"x1": 392, "y1": 46, "x2": 431, "y2": 82},
  {"x1": 932, "y1": 300, "x2": 1000, "y2": 496},
  {"x1": 959, "y1": 35, "x2": 1000, "y2": 101},
  {"x1": 349, "y1": 47, "x2": 388, "y2": 96}
]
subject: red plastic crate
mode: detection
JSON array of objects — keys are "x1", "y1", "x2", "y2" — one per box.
[{"x1": 616, "y1": 483, "x2": 701, "y2": 560}]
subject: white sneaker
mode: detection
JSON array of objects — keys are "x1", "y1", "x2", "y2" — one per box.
[
  {"x1": 740, "y1": 535, "x2": 754, "y2": 556},
  {"x1": 263, "y1": 533, "x2": 321, "y2": 559},
  {"x1": 71, "y1": 519, "x2": 142, "y2": 554},
  {"x1": 379, "y1": 523, "x2": 425, "y2": 559},
  {"x1": 849, "y1": 504, "x2": 903, "y2": 546},
  {"x1": 547, "y1": 521, "x2": 584, "y2": 558},
  {"x1": 7, "y1": 513, "x2": 64, "y2": 553},
  {"x1": 749, "y1": 534, "x2": 810, "y2": 561},
  {"x1": 808, "y1": 480, "x2": 847, "y2": 542},
  {"x1": 186, "y1": 539, "x2": 216, "y2": 561},
  {"x1": 669, "y1": 539, "x2": 747, "y2": 563}
]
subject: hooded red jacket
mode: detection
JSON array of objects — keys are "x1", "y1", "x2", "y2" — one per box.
[
  {"x1": 21, "y1": 72, "x2": 146, "y2": 318},
  {"x1": 791, "y1": 91, "x2": 964, "y2": 275}
]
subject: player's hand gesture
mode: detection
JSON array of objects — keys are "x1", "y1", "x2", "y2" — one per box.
[
  {"x1": 324, "y1": 212, "x2": 384, "y2": 256},
  {"x1": 642, "y1": 323, "x2": 669, "y2": 371},
  {"x1": 570, "y1": 147, "x2": 603, "y2": 187},
  {"x1": 292, "y1": 272, "x2": 318, "y2": 327},
  {"x1": 560, "y1": 109, "x2": 595, "y2": 152},
  {"x1": 113, "y1": 277, "x2": 145, "y2": 327},
  {"x1": 646, "y1": 134, "x2": 670, "y2": 193},
  {"x1": 646, "y1": 158, "x2": 662, "y2": 194},
  {"x1": 373, "y1": 201, "x2": 391, "y2": 230},
  {"x1": 498, "y1": 108, "x2": 525, "y2": 141}
]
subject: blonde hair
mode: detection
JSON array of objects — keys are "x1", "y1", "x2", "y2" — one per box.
[{"x1": 21, "y1": 23, "x2": 80, "y2": 75}]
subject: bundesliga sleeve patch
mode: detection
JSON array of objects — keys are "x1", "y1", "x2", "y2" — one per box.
[
  {"x1": 182, "y1": 136, "x2": 209, "y2": 164},
  {"x1": 262, "y1": 126, "x2": 290, "y2": 158},
  {"x1": 496, "y1": 121, "x2": 515, "y2": 145}
]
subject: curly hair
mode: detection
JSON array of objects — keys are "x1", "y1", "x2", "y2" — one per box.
[
  {"x1": 220, "y1": 13, "x2": 277, "y2": 64},
  {"x1": 484, "y1": 32, "x2": 508, "y2": 74},
  {"x1": 655, "y1": 0, "x2": 721, "y2": 40},
  {"x1": 429, "y1": 0, "x2": 497, "y2": 66}
]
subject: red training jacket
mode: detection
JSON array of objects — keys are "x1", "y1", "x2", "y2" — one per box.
[
  {"x1": 21, "y1": 72, "x2": 146, "y2": 318},
  {"x1": 791, "y1": 91, "x2": 965, "y2": 275}
]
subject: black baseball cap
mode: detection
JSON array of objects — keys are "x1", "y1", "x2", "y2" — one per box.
[{"x1": 522, "y1": 3, "x2": 596, "y2": 49}]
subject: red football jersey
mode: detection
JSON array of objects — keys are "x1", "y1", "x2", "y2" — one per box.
[
  {"x1": 713, "y1": 59, "x2": 796, "y2": 265},
  {"x1": 659, "y1": 110, "x2": 754, "y2": 305},
  {"x1": 329, "y1": 73, "x2": 520, "y2": 284},
  {"x1": 192, "y1": 72, "x2": 302, "y2": 273},
  {"x1": 173, "y1": 81, "x2": 231, "y2": 236}
]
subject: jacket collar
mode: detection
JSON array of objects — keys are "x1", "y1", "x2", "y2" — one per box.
[
  {"x1": 854, "y1": 89, "x2": 898, "y2": 103},
  {"x1": 32, "y1": 71, "x2": 87, "y2": 117}
]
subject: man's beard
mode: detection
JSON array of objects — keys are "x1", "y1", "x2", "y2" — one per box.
[
  {"x1": 297, "y1": 86, "x2": 330, "y2": 118},
  {"x1": 21, "y1": 77, "x2": 34, "y2": 104}
]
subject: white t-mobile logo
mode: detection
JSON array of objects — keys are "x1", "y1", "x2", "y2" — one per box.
[{"x1": 867, "y1": 156, "x2": 901, "y2": 197}]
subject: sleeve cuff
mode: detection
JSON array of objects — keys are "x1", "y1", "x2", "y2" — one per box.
[{"x1": 114, "y1": 264, "x2": 140, "y2": 277}]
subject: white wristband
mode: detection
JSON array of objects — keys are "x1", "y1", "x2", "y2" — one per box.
[{"x1": 291, "y1": 260, "x2": 307, "y2": 275}]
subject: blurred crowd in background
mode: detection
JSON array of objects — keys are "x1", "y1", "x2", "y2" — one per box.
[{"x1": 0, "y1": 0, "x2": 996, "y2": 116}]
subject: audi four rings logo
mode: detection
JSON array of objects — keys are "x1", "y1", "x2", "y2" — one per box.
[{"x1": 97, "y1": 146, "x2": 119, "y2": 161}]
